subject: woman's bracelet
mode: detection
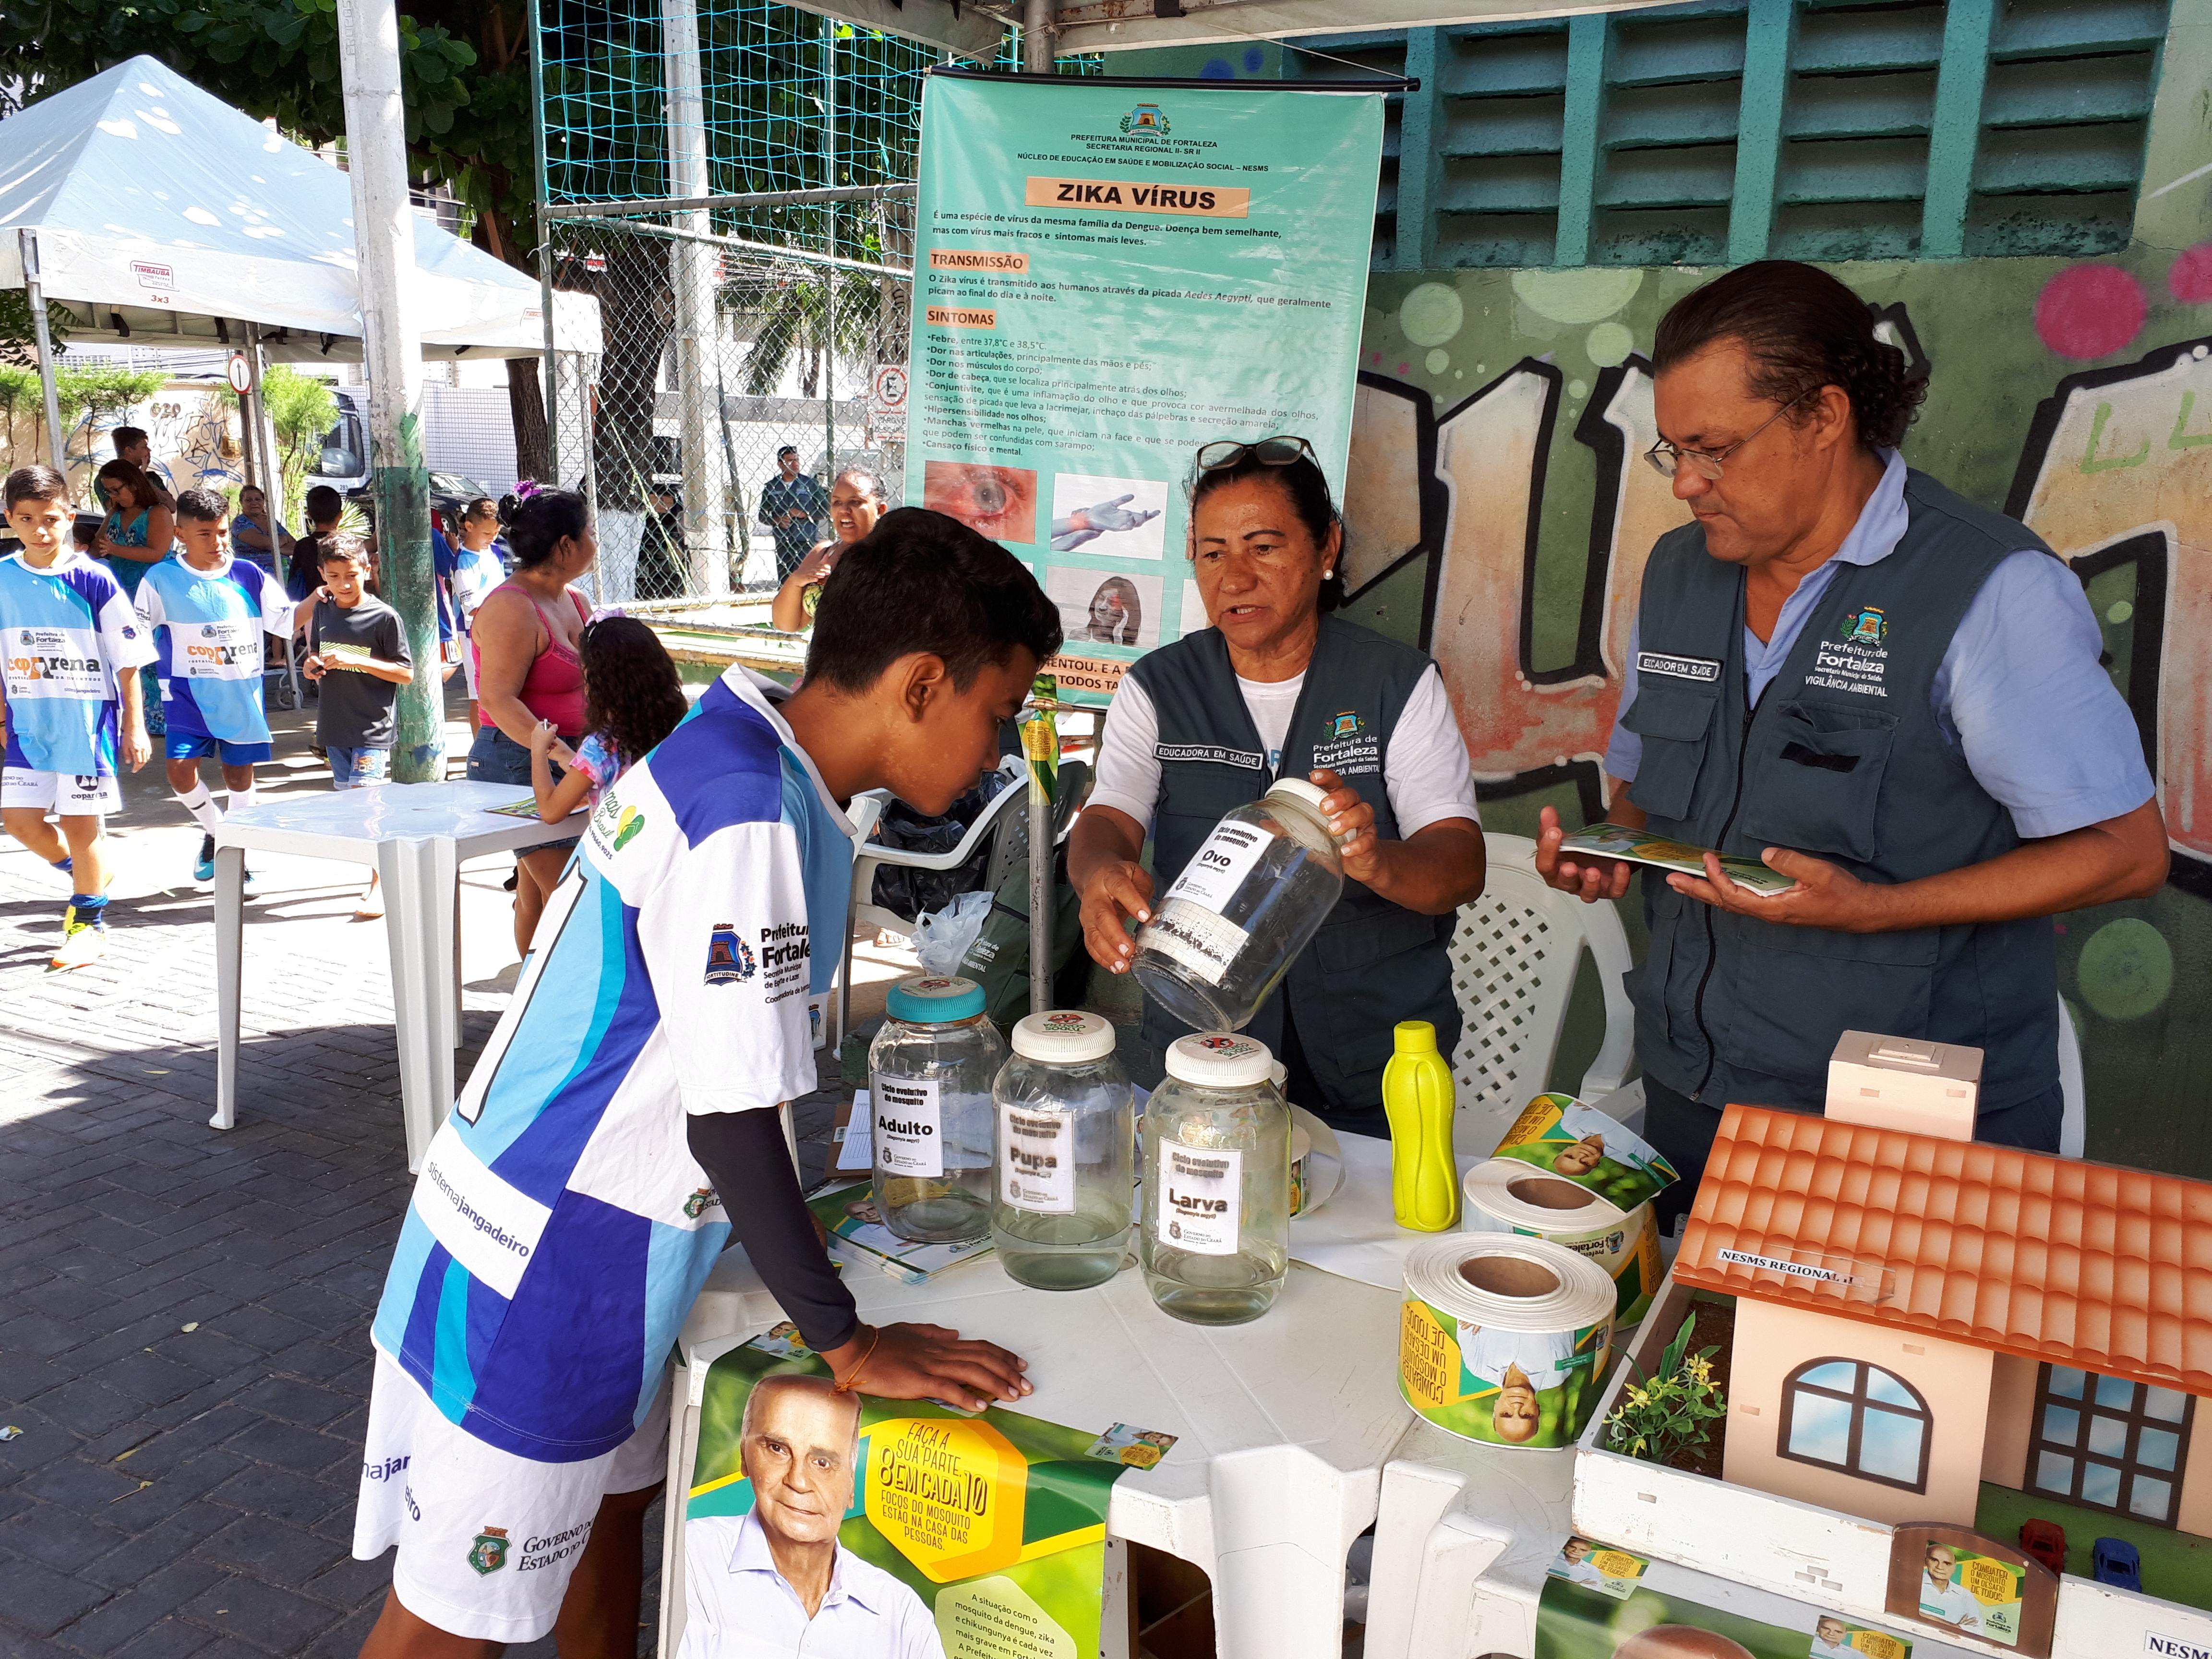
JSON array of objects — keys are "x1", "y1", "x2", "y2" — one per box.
[{"x1": 831, "y1": 1326, "x2": 881, "y2": 1395}]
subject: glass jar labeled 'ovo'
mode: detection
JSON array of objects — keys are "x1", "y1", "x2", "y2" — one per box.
[
  {"x1": 1141, "y1": 1033, "x2": 1291, "y2": 1326},
  {"x1": 868, "y1": 975, "x2": 1005, "y2": 1245},
  {"x1": 1131, "y1": 778, "x2": 1346, "y2": 1034},
  {"x1": 990, "y1": 1009, "x2": 1135, "y2": 1290}
]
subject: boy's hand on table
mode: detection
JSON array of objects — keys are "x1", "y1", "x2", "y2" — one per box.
[{"x1": 823, "y1": 1322, "x2": 1031, "y2": 1412}]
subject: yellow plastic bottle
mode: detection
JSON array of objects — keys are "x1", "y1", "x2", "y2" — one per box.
[{"x1": 1383, "y1": 1020, "x2": 1460, "y2": 1231}]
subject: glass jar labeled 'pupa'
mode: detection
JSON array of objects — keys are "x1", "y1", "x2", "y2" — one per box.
[
  {"x1": 990, "y1": 1010, "x2": 1134, "y2": 1290},
  {"x1": 1131, "y1": 778, "x2": 1346, "y2": 1033},
  {"x1": 869, "y1": 975, "x2": 1005, "y2": 1245},
  {"x1": 1142, "y1": 1033, "x2": 1291, "y2": 1325}
]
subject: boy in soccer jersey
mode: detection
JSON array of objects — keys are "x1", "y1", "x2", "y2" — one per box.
[
  {"x1": 0, "y1": 466, "x2": 155, "y2": 968},
  {"x1": 355, "y1": 502, "x2": 1059, "y2": 1657},
  {"x1": 135, "y1": 490, "x2": 294, "y2": 884}
]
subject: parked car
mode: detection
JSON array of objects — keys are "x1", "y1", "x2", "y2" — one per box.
[{"x1": 2019, "y1": 1519, "x2": 2066, "y2": 1575}]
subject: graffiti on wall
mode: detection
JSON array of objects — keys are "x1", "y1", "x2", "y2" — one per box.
[{"x1": 1343, "y1": 252, "x2": 2212, "y2": 1174}]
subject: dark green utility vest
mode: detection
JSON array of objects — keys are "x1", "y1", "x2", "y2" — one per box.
[
  {"x1": 1128, "y1": 613, "x2": 1461, "y2": 1110},
  {"x1": 1622, "y1": 468, "x2": 2060, "y2": 1115}
]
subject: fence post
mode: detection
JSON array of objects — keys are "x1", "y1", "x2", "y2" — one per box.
[
  {"x1": 665, "y1": 0, "x2": 730, "y2": 595},
  {"x1": 337, "y1": 0, "x2": 443, "y2": 781}
]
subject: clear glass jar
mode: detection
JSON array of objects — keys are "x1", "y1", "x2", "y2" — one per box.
[
  {"x1": 868, "y1": 975, "x2": 1005, "y2": 1244},
  {"x1": 1131, "y1": 779, "x2": 1346, "y2": 1033},
  {"x1": 1141, "y1": 1033, "x2": 1291, "y2": 1325},
  {"x1": 990, "y1": 1010, "x2": 1134, "y2": 1290}
]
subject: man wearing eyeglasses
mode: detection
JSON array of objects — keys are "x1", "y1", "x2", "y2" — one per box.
[{"x1": 1534, "y1": 261, "x2": 2165, "y2": 1217}]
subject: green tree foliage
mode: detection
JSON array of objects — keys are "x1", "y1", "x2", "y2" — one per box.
[
  {"x1": 220, "y1": 365, "x2": 337, "y2": 510},
  {"x1": 0, "y1": 288, "x2": 72, "y2": 366}
]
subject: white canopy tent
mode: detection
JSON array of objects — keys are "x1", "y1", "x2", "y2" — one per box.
[{"x1": 0, "y1": 55, "x2": 600, "y2": 362}]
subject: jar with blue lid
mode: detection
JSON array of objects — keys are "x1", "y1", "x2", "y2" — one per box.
[{"x1": 869, "y1": 975, "x2": 1006, "y2": 1244}]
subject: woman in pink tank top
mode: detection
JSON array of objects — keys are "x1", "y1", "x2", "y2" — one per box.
[{"x1": 466, "y1": 489, "x2": 598, "y2": 955}]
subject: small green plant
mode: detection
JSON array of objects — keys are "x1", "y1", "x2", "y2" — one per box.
[
  {"x1": 1603, "y1": 1311, "x2": 1727, "y2": 1466},
  {"x1": 219, "y1": 366, "x2": 338, "y2": 514}
]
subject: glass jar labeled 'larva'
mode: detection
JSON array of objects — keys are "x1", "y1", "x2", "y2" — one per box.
[{"x1": 1141, "y1": 1033, "x2": 1291, "y2": 1325}]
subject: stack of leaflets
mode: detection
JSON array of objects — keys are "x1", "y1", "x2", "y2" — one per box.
[
  {"x1": 319, "y1": 639, "x2": 377, "y2": 671},
  {"x1": 806, "y1": 1179, "x2": 995, "y2": 1285},
  {"x1": 1557, "y1": 823, "x2": 1797, "y2": 897}
]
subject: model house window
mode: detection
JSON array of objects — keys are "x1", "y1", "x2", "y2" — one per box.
[
  {"x1": 1777, "y1": 1358, "x2": 1932, "y2": 1492},
  {"x1": 2030, "y1": 1365, "x2": 2195, "y2": 1526}
]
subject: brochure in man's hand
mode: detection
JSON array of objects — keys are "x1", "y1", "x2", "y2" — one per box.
[{"x1": 1558, "y1": 824, "x2": 1798, "y2": 898}]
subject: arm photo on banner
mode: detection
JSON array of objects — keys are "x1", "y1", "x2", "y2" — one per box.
[
  {"x1": 676, "y1": 1337, "x2": 1161, "y2": 1658},
  {"x1": 905, "y1": 70, "x2": 1393, "y2": 706}
]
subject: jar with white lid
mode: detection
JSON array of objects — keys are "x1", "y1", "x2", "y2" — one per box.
[
  {"x1": 868, "y1": 975, "x2": 1005, "y2": 1244},
  {"x1": 990, "y1": 1010, "x2": 1135, "y2": 1290},
  {"x1": 1131, "y1": 778, "x2": 1347, "y2": 1033},
  {"x1": 1141, "y1": 1033, "x2": 1291, "y2": 1325}
]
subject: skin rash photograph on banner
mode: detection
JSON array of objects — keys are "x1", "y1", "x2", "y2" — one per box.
[{"x1": 904, "y1": 70, "x2": 1392, "y2": 704}]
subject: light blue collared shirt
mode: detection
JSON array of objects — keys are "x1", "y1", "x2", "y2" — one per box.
[
  {"x1": 1604, "y1": 450, "x2": 2154, "y2": 840},
  {"x1": 679, "y1": 1510, "x2": 946, "y2": 1659}
]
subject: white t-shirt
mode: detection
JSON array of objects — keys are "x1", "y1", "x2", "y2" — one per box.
[
  {"x1": 1918, "y1": 1578, "x2": 1982, "y2": 1631},
  {"x1": 1090, "y1": 664, "x2": 1479, "y2": 839}
]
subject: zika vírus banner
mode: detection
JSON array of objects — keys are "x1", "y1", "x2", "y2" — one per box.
[{"x1": 907, "y1": 71, "x2": 1387, "y2": 705}]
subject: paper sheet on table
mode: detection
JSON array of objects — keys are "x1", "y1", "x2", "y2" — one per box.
[{"x1": 1289, "y1": 1130, "x2": 1482, "y2": 1291}]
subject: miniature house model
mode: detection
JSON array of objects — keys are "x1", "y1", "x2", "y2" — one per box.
[{"x1": 1673, "y1": 1101, "x2": 2212, "y2": 1539}]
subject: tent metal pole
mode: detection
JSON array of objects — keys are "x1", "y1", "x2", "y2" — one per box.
[
  {"x1": 337, "y1": 0, "x2": 443, "y2": 786},
  {"x1": 19, "y1": 231, "x2": 67, "y2": 475},
  {"x1": 1022, "y1": 0, "x2": 1057, "y2": 71},
  {"x1": 244, "y1": 323, "x2": 284, "y2": 533}
]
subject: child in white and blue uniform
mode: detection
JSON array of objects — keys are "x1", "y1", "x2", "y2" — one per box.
[
  {"x1": 134, "y1": 490, "x2": 294, "y2": 883},
  {"x1": 0, "y1": 466, "x2": 156, "y2": 968}
]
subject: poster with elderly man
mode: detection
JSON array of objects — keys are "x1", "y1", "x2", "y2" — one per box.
[{"x1": 673, "y1": 1338, "x2": 1142, "y2": 1657}]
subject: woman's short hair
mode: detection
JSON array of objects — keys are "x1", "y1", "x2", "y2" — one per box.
[
  {"x1": 507, "y1": 488, "x2": 591, "y2": 569},
  {"x1": 1653, "y1": 260, "x2": 1927, "y2": 450},
  {"x1": 1188, "y1": 444, "x2": 1346, "y2": 613},
  {"x1": 94, "y1": 458, "x2": 158, "y2": 510},
  {"x1": 832, "y1": 467, "x2": 887, "y2": 503}
]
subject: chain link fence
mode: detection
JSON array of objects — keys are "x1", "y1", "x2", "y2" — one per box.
[{"x1": 537, "y1": 199, "x2": 913, "y2": 605}]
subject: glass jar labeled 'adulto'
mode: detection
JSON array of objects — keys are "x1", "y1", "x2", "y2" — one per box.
[
  {"x1": 990, "y1": 1010, "x2": 1135, "y2": 1290},
  {"x1": 869, "y1": 975, "x2": 1006, "y2": 1245},
  {"x1": 1131, "y1": 779, "x2": 1346, "y2": 1034},
  {"x1": 1142, "y1": 1033, "x2": 1291, "y2": 1326}
]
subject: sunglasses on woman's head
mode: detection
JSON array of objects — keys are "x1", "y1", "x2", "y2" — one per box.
[{"x1": 1196, "y1": 436, "x2": 1317, "y2": 471}]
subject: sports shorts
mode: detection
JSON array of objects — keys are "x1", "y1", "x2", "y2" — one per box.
[
  {"x1": 1, "y1": 769, "x2": 120, "y2": 816},
  {"x1": 164, "y1": 733, "x2": 273, "y2": 765},
  {"x1": 352, "y1": 1352, "x2": 672, "y2": 1643}
]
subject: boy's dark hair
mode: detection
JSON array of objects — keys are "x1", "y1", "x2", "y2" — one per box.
[
  {"x1": 580, "y1": 617, "x2": 688, "y2": 774},
  {"x1": 508, "y1": 488, "x2": 590, "y2": 569},
  {"x1": 175, "y1": 488, "x2": 227, "y2": 524},
  {"x1": 5, "y1": 465, "x2": 70, "y2": 512},
  {"x1": 806, "y1": 507, "x2": 1061, "y2": 693},
  {"x1": 1189, "y1": 444, "x2": 1346, "y2": 613},
  {"x1": 1653, "y1": 259, "x2": 1927, "y2": 450},
  {"x1": 463, "y1": 495, "x2": 499, "y2": 524},
  {"x1": 111, "y1": 426, "x2": 148, "y2": 452},
  {"x1": 305, "y1": 485, "x2": 343, "y2": 526},
  {"x1": 319, "y1": 535, "x2": 368, "y2": 567}
]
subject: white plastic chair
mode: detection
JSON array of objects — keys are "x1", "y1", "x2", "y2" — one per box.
[{"x1": 1448, "y1": 831, "x2": 1636, "y2": 1157}]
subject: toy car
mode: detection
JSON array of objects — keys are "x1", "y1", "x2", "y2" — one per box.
[
  {"x1": 2092, "y1": 1536, "x2": 2141, "y2": 1591},
  {"x1": 2020, "y1": 1520, "x2": 2067, "y2": 1575}
]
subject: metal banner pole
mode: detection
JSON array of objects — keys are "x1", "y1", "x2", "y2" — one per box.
[
  {"x1": 19, "y1": 231, "x2": 67, "y2": 475},
  {"x1": 664, "y1": 0, "x2": 729, "y2": 596}
]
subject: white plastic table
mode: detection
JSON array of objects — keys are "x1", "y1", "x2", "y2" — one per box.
[{"x1": 211, "y1": 781, "x2": 579, "y2": 1168}]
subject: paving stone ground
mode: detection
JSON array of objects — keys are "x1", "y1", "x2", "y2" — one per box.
[{"x1": 0, "y1": 683, "x2": 874, "y2": 1657}]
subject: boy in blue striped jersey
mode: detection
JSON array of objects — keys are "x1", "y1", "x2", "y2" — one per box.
[
  {"x1": 135, "y1": 490, "x2": 294, "y2": 884},
  {"x1": 0, "y1": 466, "x2": 154, "y2": 968},
  {"x1": 354, "y1": 501, "x2": 1062, "y2": 1656}
]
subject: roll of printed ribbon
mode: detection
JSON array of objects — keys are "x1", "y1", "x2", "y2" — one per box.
[
  {"x1": 1462, "y1": 1162, "x2": 1662, "y2": 1330},
  {"x1": 1397, "y1": 1234, "x2": 1618, "y2": 1450}
]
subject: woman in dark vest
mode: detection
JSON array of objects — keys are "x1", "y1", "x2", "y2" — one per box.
[{"x1": 1070, "y1": 438, "x2": 1487, "y2": 1137}]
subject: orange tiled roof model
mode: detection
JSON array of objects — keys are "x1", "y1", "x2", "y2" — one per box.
[{"x1": 1673, "y1": 1104, "x2": 2212, "y2": 1395}]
